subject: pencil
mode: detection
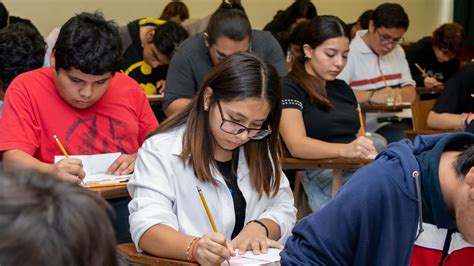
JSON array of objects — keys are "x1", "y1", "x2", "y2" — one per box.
[
  {"x1": 53, "y1": 135, "x2": 69, "y2": 158},
  {"x1": 380, "y1": 72, "x2": 388, "y2": 88},
  {"x1": 196, "y1": 186, "x2": 218, "y2": 232},
  {"x1": 415, "y1": 63, "x2": 429, "y2": 77},
  {"x1": 357, "y1": 104, "x2": 366, "y2": 137},
  {"x1": 88, "y1": 182, "x2": 128, "y2": 189}
]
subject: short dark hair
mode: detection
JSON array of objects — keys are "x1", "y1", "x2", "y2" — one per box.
[
  {"x1": 153, "y1": 21, "x2": 189, "y2": 58},
  {"x1": 0, "y1": 3, "x2": 8, "y2": 29},
  {"x1": 159, "y1": 1, "x2": 190, "y2": 22},
  {"x1": 372, "y1": 3, "x2": 409, "y2": 30},
  {"x1": 0, "y1": 170, "x2": 118, "y2": 266},
  {"x1": 206, "y1": 3, "x2": 251, "y2": 45},
  {"x1": 454, "y1": 145, "x2": 474, "y2": 178},
  {"x1": 433, "y1": 23, "x2": 465, "y2": 55},
  {"x1": 357, "y1": 9, "x2": 374, "y2": 29},
  {"x1": 0, "y1": 23, "x2": 46, "y2": 91},
  {"x1": 53, "y1": 12, "x2": 122, "y2": 75},
  {"x1": 278, "y1": 0, "x2": 317, "y2": 31}
]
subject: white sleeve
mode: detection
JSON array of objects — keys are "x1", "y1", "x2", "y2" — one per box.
[
  {"x1": 127, "y1": 142, "x2": 178, "y2": 251},
  {"x1": 257, "y1": 172, "x2": 297, "y2": 243}
]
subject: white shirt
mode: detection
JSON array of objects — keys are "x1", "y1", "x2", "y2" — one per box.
[{"x1": 128, "y1": 126, "x2": 296, "y2": 251}]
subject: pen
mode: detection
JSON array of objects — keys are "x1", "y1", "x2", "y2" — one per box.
[
  {"x1": 53, "y1": 134, "x2": 69, "y2": 158},
  {"x1": 196, "y1": 186, "x2": 218, "y2": 232},
  {"x1": 357, "y1": 104, "x2": 366, "y2": 137}
]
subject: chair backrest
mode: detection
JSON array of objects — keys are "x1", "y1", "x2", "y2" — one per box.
[{"x1": 411, "y1": 99, "x2": 436, "y2": 131}]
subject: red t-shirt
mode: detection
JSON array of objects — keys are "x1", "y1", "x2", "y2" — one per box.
[{"x1": 0, "y1": 67, "x2": 158, "y2": 163}]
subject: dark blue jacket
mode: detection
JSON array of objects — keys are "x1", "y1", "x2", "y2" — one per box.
[{"x1": 281, "y1": 133, "x2": 473, "y2": 266}]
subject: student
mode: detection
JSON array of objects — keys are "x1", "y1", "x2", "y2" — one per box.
[
  {"x1": 159, "y1": 1, "x2": 189, "y2": 24},
  {"x1": 427, "y1": 63, "x2": 474, "y2": 131},
  {"x1": 281, "y1": 132, "x2": 474, "y2": 265},
  {"x1": 0, "y1": 12, "x2": 158, "y2": 243},
  {"x1": 406, "y1": 23, "x2": 465, "y2": 88},
  {"x1": 120, "y1": 18, "x2": 188, "y2": 95},
  {"x1": 163, "y1": 4, "x2": 288, "y2": 117},
  {"x1": 0, "y1": 170, "x2": 118, "y2": 266},
  {"x1": 338, "y1": 3, "x2": 416, "y2": 143},
  {"x1": 280, "y1": 16, "x2": 380, "y2": 212},
  {"x1": 346, "y1": 9, "x2": 373, "y2": 39},
  {"x1": 128, "y1": 53, "x2": 296, "y2": 265},
  {"x1": 0, "y1": 22, "x2": 46, "y2": 114}
]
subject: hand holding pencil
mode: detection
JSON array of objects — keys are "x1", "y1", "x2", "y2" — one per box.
[
  {"x1": 52, "y1": 135, "x2": 86, "y2": 184},
  {"x1": 415, "y1": 63, "x2": 442, "y2": 88}
]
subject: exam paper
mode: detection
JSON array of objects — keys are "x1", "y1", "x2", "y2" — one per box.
[
  {"x1": 54, "y1": 152, "x2": 131, "y2": 185},
  {"x1": 222, "y1": 248, "x2": 281, "y2": 265}
]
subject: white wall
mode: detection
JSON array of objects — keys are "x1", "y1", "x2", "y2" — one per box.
[{"x1": 4, "y1": 0, "x2": 453, "y2": 42}]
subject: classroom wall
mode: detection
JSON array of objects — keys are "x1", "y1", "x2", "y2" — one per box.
[{"x1": 4, "y1": 0, "x2": 453, "y2": 42}]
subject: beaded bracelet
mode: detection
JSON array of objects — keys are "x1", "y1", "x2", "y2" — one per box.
[
  {"x1": 190, "y1": 237, "x2": 202, "y2": 262},
  {"x1": 185, "y1": 237, "x2": 199, "y2": 262}
]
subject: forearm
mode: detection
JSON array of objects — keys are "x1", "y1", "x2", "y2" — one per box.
[
  {"x1": 284, "y1": 136, "x2": 348, "y2": 159},
  {"x1": 139, "y1": 224, "x2": 196, "y2": 260},
  {"x1": 164, "y1": 98, "x2": 192, "y2": 117},
  {"x1": 260, "y1": 218, "x2": 281, "y2": 241},
  {"x1": 3, "y1": 149, "x2": 53, "y2": 175},
  {"x1": 399, "y1": 85, "x2": 416, "y2": 103},
  {"x1": 427, "y1": 111, "x2": 463, "y2": 130},
  {"x1": 353, "y1": 90, "x2": 371, "y2": 104}
]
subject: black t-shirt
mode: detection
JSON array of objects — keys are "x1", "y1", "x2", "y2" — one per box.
[
  {"x1": 216, "y1": 159, "x2": 246, "y2": 239},
  {"x1": 405, "y1": 37, "x2": 460, "y2": 87},
  {"x1": 281, "y1": 77, "x2": 359, "y2": 143},
  {"x1": 432, "y1": 63, "x2": 474, "y2": 114}
]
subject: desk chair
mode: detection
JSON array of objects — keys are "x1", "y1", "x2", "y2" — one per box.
[
  {"x1": 117, "y1": 243, "x2": 198, "y2": 266},
  {"x1": 403, "y1": 99, "x2": 453, "y2": 139}
]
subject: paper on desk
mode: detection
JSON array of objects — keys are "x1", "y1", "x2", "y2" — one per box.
[
  {"x1": 222, "y1": 248, "x2": 281, "y2": 265},
  {"x1": 54, "y1": 152, "x2": 131, "y2": 185}
]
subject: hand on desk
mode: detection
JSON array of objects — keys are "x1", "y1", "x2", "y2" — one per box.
[
  {"x1": 341, "y1": 136, "x2": 377, "y2": 159},
  {"x1": 423, "y1": 76, "x2": 442, "y2": 88},
  {"x1": 156, "y1": 79, "x2": 166, "y2": 95},
  {"x1": 194, "y1": 232, "x2": 233, "y2": 265},
  {"x1": 54, "y1": 157, "x2": 85, "y2": 184},
  {"x1": 370, "y1": 87, "x2": 402, "y2": 104},
  {"x1": 230, "y1": 222, "x2": 283, "y2": 255},
  {"x1": 106, "y1": 153, "x2": 137, "y2": 175}
]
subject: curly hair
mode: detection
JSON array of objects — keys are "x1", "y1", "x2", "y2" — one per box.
[{"x1": 0, "y1": 23, "x2": 46, "y2": 91}]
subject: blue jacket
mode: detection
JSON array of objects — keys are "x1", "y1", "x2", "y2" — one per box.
[{"x1": 281, "y1": 133, "x2": 474, "y2": 266}]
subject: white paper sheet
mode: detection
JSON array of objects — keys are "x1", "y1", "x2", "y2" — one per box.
[
  {"x1": 54, "y1": 152, "x2": 131, "y2": 185},
  {"x1": 222, "y1": 248, "x2": 281, "y2": 265}
]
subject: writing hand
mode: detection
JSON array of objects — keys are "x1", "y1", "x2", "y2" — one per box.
[
  {"x1": 53, "y1": 158, "x2": 85, "y2": 184},
  {"x1": 106, "y1": 153, "x2": 137, "y2": 175},
  {"x1": 194, "y1": 232, "x2": 233, "y2": 265}
]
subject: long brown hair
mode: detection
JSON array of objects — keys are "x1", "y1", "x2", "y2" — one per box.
[
  {"x1": 289, "y1": 15, "x2": 348, "y2": 111},
  {"x1": 151, "y1": 52, "x2": 282, "y2": 198}
]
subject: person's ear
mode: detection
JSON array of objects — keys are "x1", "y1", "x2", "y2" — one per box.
[
  {"x1": 302, "y1": 44, "x2": 313, "y2": 59},
  {"x1": 368, "y1": 20, "x2": 375, "y2": 33},
  {"x1": 146, "y1": 29, "x2": 155, "y2": 43},
  {"x1": 203, "y1": 87, "x2": 213, "y2": 111},
  {"x1": 50, "y1": 51, "x2": 56, "y2": 69},
  {"x1": 203, "y1": 32, "x2": 210, "y2": 48}
]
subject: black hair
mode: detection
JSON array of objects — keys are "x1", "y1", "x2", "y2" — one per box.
[
  {"x1": 0, "y1": 23, "x2": 46, "y2": 91},
  {"x1": 0, "y1": 170, "x2": 118, "y2": 266},
  {"x1": 371, "y1": 3, "x2": 409, "y2": 30},
  {"x1": 277, "y1": 0, "x2": 317, "y2": 31},
  {"x1": 206, "y1": 2, "x2": 251, "y2": 44},
  {"x1": 53, "y1": 12, "x2": 122, "y2": 75},
  {"x1": 217, "y1": 0, "x2": 246, "y2": 14},
  {"x1": 153, "y1": 21, "x2": 189, "y2": 58},
  {"x1": 0, "y1": 3, "x2": 8, "y2": 29},
  {"x1": 358, "y1": 9, "x2": 374, "y2": 29},
  {"x1": 454, "y1": 145, "x2": 474, "y2": 178}
]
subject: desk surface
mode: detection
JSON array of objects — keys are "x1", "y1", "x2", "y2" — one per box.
[
  {"x1": 416, "y1": 86, "x2": 444, "y2": 95},
  {"x1": 117, "y1": 243, "x2": 198, "y2": 266},
  {"x1": 89, "y1": 185, "x2": 129, "y2": 199},
  {"x1": 281, "y1": 157, "x2": 373, "y2": 170},
  {"x1": 147, "y1": 94, "x2": 164, "y2": 104},
  {"x1": 360, "y1": 103, "x2": 410, "y2": 113}
]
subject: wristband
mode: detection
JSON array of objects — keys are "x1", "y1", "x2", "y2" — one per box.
[
  {"x1": 247, "y1": 219, "x2": 269, "y2": 237},
  {"x1": 185, "y1": 237, "x2": 200, "y2": 262},
  {"x1": 190, "y1": 237, "x2": 201, "y2": 262},
  {"x1": 465, "y1": 112, "x2": 473, "y2": 127}
]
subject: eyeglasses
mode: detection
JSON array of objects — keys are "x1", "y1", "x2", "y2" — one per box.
[
  {"x1": 376, "y1": 29, "x2": 404, "y2": 46},
  {"x1": 216, "y1": 101, "x2": 271, "y2": 140}
]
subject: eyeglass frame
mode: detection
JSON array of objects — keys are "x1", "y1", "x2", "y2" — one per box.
[
  {"x1": 375, "y1": 28, "x2": 405, "y2": 46},
  {"x1": 215, "y1": 100, "x2": 271, "y2": 140}
]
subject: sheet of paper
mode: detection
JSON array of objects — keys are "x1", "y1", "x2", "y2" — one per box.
[
  {"x1": 54, "y1": 152, "x2": 131, "y2": 185},
  {"x1": 223, "y1": 248, "x2": 281, "y2": 265}
]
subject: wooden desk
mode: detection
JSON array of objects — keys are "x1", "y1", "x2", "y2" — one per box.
[
  {"x1": 416, "y1": 85, "x2": 444, "y2": 96},
  {"x1": 117, "y1": 243, "x2": 198, "y2": 266},
  {"x1": 89, "y1": 185, "x2": 129, "y2": 199},
  {"x1": 147, "y1": 94, "x2": 164, "y2": 105},
  {"x1": 360, "y1": 103, "x2": 411, "y2": 113}
]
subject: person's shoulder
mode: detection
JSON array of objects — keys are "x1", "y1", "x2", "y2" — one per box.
[
  {"x1": 281, "y1": 76, "x2": 301, "y2": 91},
  {"x1": 142, "y1": 126, "x2": 185, "y2": 153},
  {"x1": 108, "y1": 73, "x2": 145, "y2": 96},
  {"x1": 10, "y1": 67, "x2": 52, "y2": 87}
]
